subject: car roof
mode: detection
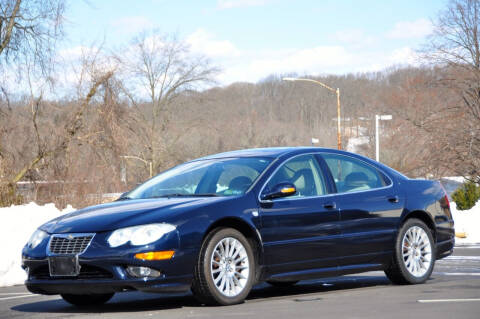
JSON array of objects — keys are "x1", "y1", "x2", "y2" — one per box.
[
  {"x1": 192, "y1": 147, "x2": 407, "y2": 180},
  {"x1": 195, "y1": 147, "x2": 340, "y2": 160}
]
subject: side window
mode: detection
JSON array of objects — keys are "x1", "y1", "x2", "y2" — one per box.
[
  {"x1": 322, "y1": 154, "x2": 391, "y2": 193},
  {"x1": 265, "y1": 154, "x2": 327, "y2": 198}
]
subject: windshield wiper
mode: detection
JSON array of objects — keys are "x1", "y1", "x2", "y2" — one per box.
[
  {"x1": 116, "y1": 196, "x2": 133, "y2": 201},
  {"x1": 153, "y1": 193, "x2": 220, "y2": 198}
]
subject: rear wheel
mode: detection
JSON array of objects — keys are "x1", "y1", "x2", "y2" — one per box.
[
  {"x1": 192, "y1": 228, "x2": 255, "y2": 305},
  {"x1": 61, "y1": 293, "x2": 114, "y2": 306},
  {"x1": 385, "y1": 218, "x2": 435, "y2": 284}
]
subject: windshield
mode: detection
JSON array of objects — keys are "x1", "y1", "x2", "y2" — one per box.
[{"x1": 124, "y1": 157, "x2": 272, "y2": 199}]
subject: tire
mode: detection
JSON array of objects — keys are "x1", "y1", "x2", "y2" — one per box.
[
  {"x1": 267, "y1": 280, "x2": 299, "y2": 288},
  {"x1": 385, "y1": 218, "x2": 436, "y2": 285},
  {"x1": 192, "y1": 228, "x2": 255, "y2": 305},
  {"x1": 61, "y1": 293, "x2": 114, "y2": 306}
]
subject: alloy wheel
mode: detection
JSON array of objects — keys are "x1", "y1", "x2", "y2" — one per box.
[
  {"x1": 210, "y1": 237, "x2": 250, "y2": 297},
  {"x1": 401, "y1": 226, "x2": 432, "y2": 277}
]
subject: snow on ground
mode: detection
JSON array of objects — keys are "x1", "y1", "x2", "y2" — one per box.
[
  {"x1": 0, "y1": 202, "x2": 74, "y2": 287},
  {"x1": 450, "y1": 201, "x2": 480, "y2": 245}
]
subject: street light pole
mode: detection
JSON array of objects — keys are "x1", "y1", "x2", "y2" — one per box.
[
  {"x1": 336, "y1": 88, "x2": 341, "y2": 150},
  {"x1": 375, "y1": 114, "x2": 392, "y2": 162},
  {"x1": 375, "y1": 115, "x2": 380, "y2": 162},
  {"x1": 283, "y1": 77, "x2": 342, "y2": 150}
]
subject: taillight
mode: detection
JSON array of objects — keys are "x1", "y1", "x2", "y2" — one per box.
[
  {"x1": 438, "y1": 182, "x2": 453, "y2": 220},
  {"x1": 439, "y1": 182, "x2": 450, "y2": 209},
  {"x1": 443, "y1": 194, "x2": 450, "y2": 209}
]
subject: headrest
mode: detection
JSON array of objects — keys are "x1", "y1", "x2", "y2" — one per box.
[
  {"x1": 344, "y1": 172, "x2": 369, "y2": 186},
  {"x1": 228, "y1": 176, "x2": 252, "y2": 192}
]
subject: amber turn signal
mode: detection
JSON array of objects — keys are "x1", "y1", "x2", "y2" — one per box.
[
  {"x1": 134, "y1": 250, "x2": 175, "y2": 260},
  {"x1": 280, "y1": 187, "x2": 295, "y2": 194}
]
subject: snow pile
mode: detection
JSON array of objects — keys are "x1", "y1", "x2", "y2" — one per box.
[
  {"x1": 0, "y1": 202, "x2": 74, "y2": 287},
  {"x1": 346, "y1": 136, "x2": 370, "y2": 153},
  {"x1": 442, "y1": 176, "x2": 466, "y2": 183},
  {"x1": 450, "y1": 201, "x2": 480, "y2": 245}
]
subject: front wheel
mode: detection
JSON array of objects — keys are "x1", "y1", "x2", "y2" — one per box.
[
  {"x1": 61, "y1": 293, "x2": 114, "y2": 306},
  {"x1": 192, "y1": 228, "x2": 255, "y2": 305},
  {"x1": 385, "y1": 218, "x2": 435, "y2": 284}
]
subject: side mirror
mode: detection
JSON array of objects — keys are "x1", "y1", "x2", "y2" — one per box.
[{"x1": 261, "y1": 182, "x2": 296, "y2": 200}]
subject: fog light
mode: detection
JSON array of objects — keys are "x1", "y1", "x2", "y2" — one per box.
[{"x1": 126, "y1": 266, "x2": 161, "y2": 278}]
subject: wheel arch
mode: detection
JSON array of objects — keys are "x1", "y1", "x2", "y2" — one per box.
[
  {"x1": 202, "y1": 217, "x2": 264, "y2": 267},
  {"x1": 401, "y1": 210, "x2": 436, "y2": 242}
]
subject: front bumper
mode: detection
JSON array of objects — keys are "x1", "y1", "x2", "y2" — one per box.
[
  {"x1": 22, "y1": 230, "x2": 197, "y2": 295},
  {"x1": 26, "y1": 275, "x2": 192, "y2": 295},
  {"x1": 23, "y1": 255, "x2": 195, "y2": 295}
]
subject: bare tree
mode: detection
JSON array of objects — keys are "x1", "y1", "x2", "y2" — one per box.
[
  {"x1": 421, "y1": 0, "x2": 480, "y2": 182},
  {"x1": 0, "y1": 0, "x2": 65, "y2": 70},
  {"x1": 0, "y1": 46, "x2": 115, "y2": 206},
  {"x1": 119, "y1": 30, "x2": 219, "y2": 175}
]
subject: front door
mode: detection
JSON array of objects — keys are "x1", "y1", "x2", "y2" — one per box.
[{"x1": 258, "y1": 154, "x2": 340, "y2": 274}]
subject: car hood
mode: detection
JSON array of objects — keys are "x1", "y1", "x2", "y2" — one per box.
[{"x1": 40, "y1": 197, "x2": 225, "y2": 233}]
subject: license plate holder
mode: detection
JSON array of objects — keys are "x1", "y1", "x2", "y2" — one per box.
[{"x1": 48, "y1": 256, "x2": 80, "y2": 277}]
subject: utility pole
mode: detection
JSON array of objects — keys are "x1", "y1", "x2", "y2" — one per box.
[{"x1": 283, "y1": 77, "x2": 342, "y2": 150}]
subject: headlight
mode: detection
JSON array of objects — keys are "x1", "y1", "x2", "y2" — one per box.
[
  {"x1": 107, "y1": 223, "x2": 176, "y2": 247},
  {"x1": 27, "y1": 229, "x2": 48, "y2": 249}
]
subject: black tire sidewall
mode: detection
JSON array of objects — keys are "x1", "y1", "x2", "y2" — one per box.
[
  {"x1": 201, "y1": 228, "x2": 255, "y2": 305},
  {"x1": 394, "y1": 219, "x2": 436, "y2": 284}
]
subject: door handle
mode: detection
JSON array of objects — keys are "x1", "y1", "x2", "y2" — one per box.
[
  {"x1": 388, "y1": 196, "x2": 399, "y2": 203},
  {"x1": 323, "y1": 202, "x2": 336, "y2": 209}
]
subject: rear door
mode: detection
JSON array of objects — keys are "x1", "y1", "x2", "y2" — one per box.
[
  {"x1": 320, "y1": 153, "x2": 404, "y2": 266},
  {"x1": 259, "y1": 154, "x2": 340, "y2": 274}
]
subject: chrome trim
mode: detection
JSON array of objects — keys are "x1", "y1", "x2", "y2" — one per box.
[
  {"x1": 257, "y1": 152, "x2": 394, "y2": 204},
  {"x1": 46, "y1": 233, "x2": 96, "y2": 256}
]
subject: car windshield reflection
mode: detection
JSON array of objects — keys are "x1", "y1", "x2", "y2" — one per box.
[{"x1": 124, "y1": 157, "x2": 272, "y2": 199}]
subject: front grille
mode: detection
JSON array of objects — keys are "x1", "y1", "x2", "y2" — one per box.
[
  {"x1": 31, "y1": 264, "x2": 113, "y2": 280},
  {"x1": 49, "y1": 234, "x2": 94, "y2": 255}
]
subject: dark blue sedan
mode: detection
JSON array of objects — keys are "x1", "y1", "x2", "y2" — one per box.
[{"x1": 22, "y1": 147, "x2": 455, "y2": 306}]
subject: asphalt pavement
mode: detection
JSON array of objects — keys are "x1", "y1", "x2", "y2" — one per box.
[{"x1": 1, "y1": 245, "x2": 479, "y2": 319}]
